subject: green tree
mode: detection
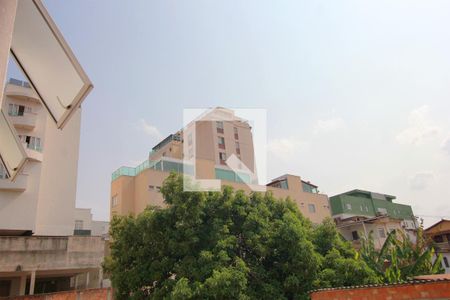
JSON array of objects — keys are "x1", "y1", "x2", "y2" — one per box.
[
  {"x1": 312, "y1": 218, "x2": 380, "y2": 288},
  {"x1": 359, "y1": 223, "x2": 444, "y2": 283},
  {"x1": 105, "y1": 173, "x2": 378, "y2": 299}
]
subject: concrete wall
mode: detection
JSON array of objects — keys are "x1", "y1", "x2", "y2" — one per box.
[
  {"x1": 74, "y1": 209, "x2": 93, "y2": 232},
  {"x1": 0, "y1": 236, "x2": 104, "y2": 273},
  {"x1": 34, "y1": 109, "x2": 81, "y2": 235},
  {"x1": 91, "y1": 221, "x2": 109, "y2": 238},
  {"x1": 310, "y1": 281, "x2": 450, "y2": 300}
]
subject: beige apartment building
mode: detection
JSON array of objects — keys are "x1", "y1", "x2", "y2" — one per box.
[
  {"x1": 0, "y1": 79, "x2": 104, "y2": 297},
  {"x1": 111, "y1": 108, "x2": 331, "y2": 224}
]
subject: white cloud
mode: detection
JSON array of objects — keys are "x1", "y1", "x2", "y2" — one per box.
[
  {"x1": 396, "y1": 105, "x2": 440, "y2": 145},
  {"x1": 409, "y1": 172, "x2": 434, "y2": 190},
  {"x1": 137, "y1": 119, "x2": 162, "y2": 140},
  {"x1": 442, "y1": 137, "x2": 450, "y2": 155},
  {"x1": 314, "y1": 117, "x2": 346, "y2": 134},
  {"x1": 267, "y1": 137, "x2": 309, "y2": 161}
]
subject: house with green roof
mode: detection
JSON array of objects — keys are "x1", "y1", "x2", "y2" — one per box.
[{"x1": 330, "y1": 189, "x2": 418, "y2": 249}]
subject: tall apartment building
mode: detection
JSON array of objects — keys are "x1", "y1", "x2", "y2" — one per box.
[
  {"x1": 330, "y1": 189, "x2": 417, "y2": 249},
  {"x1": 0, "y1": 78, "x2": 81, "y2": 236},
  {"x1": 111, "y1": 108, "x2": 331, "y2": 224},
  {"x1": 425, "y1": 220, "x2": 450, "y2": 274},
  {"x1": 0, "y1": 79, "x2": 104, "y2": 297}
]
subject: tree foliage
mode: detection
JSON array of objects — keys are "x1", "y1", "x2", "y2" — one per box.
[
  {"x1": 359, "y1": 222, "x2": 444, "y2": 283},
  {"x1": 105, "y1": 173, "x2": 378, "y2": 299}
]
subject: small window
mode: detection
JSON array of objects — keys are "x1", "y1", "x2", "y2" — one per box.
[
  {"x1": 149, "y1": 185, "x2": 155, "y2": 190},
  {"x1": 216, "y1": 121, "x2": 224, "y2": 129},
  {"x1": 75, "y1": 220, "x2": 83, "y2": 230},
  {"x1": 111, "y1": 195, "x2": 118, "y2": 207},
  {"x1": 434, "y1": 235, "x2": 444, "y2": 243},
  {"x1": 234, "y1": 127, "x2": 239, "y2": 139},
  {"x1": 235, "y1": 142, "x2": 240, "y2": 149},
  {"x1": 8, "y1": 104, "x2": 28, "y2": 116},
  {"x1": 219, "y1": 152, "x2": 226, "y2": 162},
  {"x1": 156, "y1": 186, "x2": 161, "y2": 192},
  {"x1": 308, "y1": 204, "x2": 316, "y2": 213},
  {"x1": 218, "y1": 136, "x2": 225, "y2": 145},
  {"x1": 378, "y1": 228, "x2": 386, "y2": 238},
  {"x1": 351, "y1": 231, "x2": 359, "y2": 240},
  {"x1": 0, "y1": 163, "x2": 8, "y2": 179},
  {"x1": 346, "y1": 203, "x2": 352, "y2": 210},
  {"x1": 444, "y1": 257, "x2": 450, "y2": 268}
]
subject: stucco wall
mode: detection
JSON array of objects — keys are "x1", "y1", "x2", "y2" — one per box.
[{"x1": 0, "y1": 236, "x2": 104, "y2": 273}]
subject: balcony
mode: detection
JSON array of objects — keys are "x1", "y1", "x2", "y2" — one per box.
[
  {"x1": 5, "y1": 79, "x2": 40, "y2": 103},
  {"x1": 0, "y1": 174, "x2": 27, "y2": 192},
  {"x1": 8, "y1": 112, "x2": 37, "y2": 130},
  {"x1": 24, "y1": 143, "x2": 43, "y2": 162},
  {"x1": 435, "y1": 242, "x2": 450, "y2": 252}
]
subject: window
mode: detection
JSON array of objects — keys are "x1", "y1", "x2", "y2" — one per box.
[
  {"x1": 216, "y1": 121, "x2": 224, "y2": 133},
  {"x1": 377, "y1": 207, "x2": 388, "y2": 215},
  {"x1": 444, "y1": 257, "x2": 450, "y2": 268},
  {"x1": 219, "y1": 152, "x2": 227, "y2": 161},
  {"x1": 434, "y1": 235, "x2": 444, "y2": 243},
  {"x1": 19, "y1": 135, "x2": 42, "y2": 151},
  {"x1": 308, "y1": 204, "x2": 316, "y2": 213},
  {"x1": 111, "y1": 195, "x2": 118, "y2": 207},
  {"x1": 302, "y1": 181, "x2": 318, "y2": 193},
  {"x1": 148, "y1": 185, "x2": 155, "y2": 191},
  {"x1": 235, "y1": 142, "x2": 240, "y2": 154},
  {"x1": 0, "y1": 164, "x2": 8, "y2": 179},
  {"x1": 378, "y1": 228, "x2": 386, "y2": 238},
  {"x1": 75, "y1": 220, "x2": 83, "y2": 230},
  {"x1": 8, "y1": 104, "x2": 31, "y2": 116},
  {"x1": 218, "y1": 136, "x2": 225, "y2": 149},
  {"x1": 234, "y1": 127, "x2": 239, "y2": 139},
  {"x1": 346, "y1": 203, "x2": 352, "y2": 210},
  {"x1": 351, "y1": 231, "x2": 359, "y2": 240}
]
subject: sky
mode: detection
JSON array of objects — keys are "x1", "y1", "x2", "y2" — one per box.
[{"x1": 12, "y1": 0, "x2": 450, "y2": 225}]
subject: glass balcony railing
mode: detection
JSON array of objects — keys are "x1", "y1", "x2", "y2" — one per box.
[
  {"x1": 111, "y1": 158, "x2": 195, "y2": 181},
  {"x1": 26, "y1": 144, "x2": 42, "y2": 152},
  {"x1": 8, "y1": 78, "x2": 31, "y2": 88}
]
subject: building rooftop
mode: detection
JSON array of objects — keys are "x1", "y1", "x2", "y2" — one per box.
[{"x1": 333, "y1": 189, "x2": 396, "y2": 201}]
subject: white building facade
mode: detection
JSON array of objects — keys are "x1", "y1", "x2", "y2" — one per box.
[{"x1": 0, "y1": 79, "x2": 81, "y2": 236}]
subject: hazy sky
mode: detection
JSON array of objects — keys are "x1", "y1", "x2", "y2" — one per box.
[{"x1": 23, "y1": 0, "x2": 450, "y2": 225}]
